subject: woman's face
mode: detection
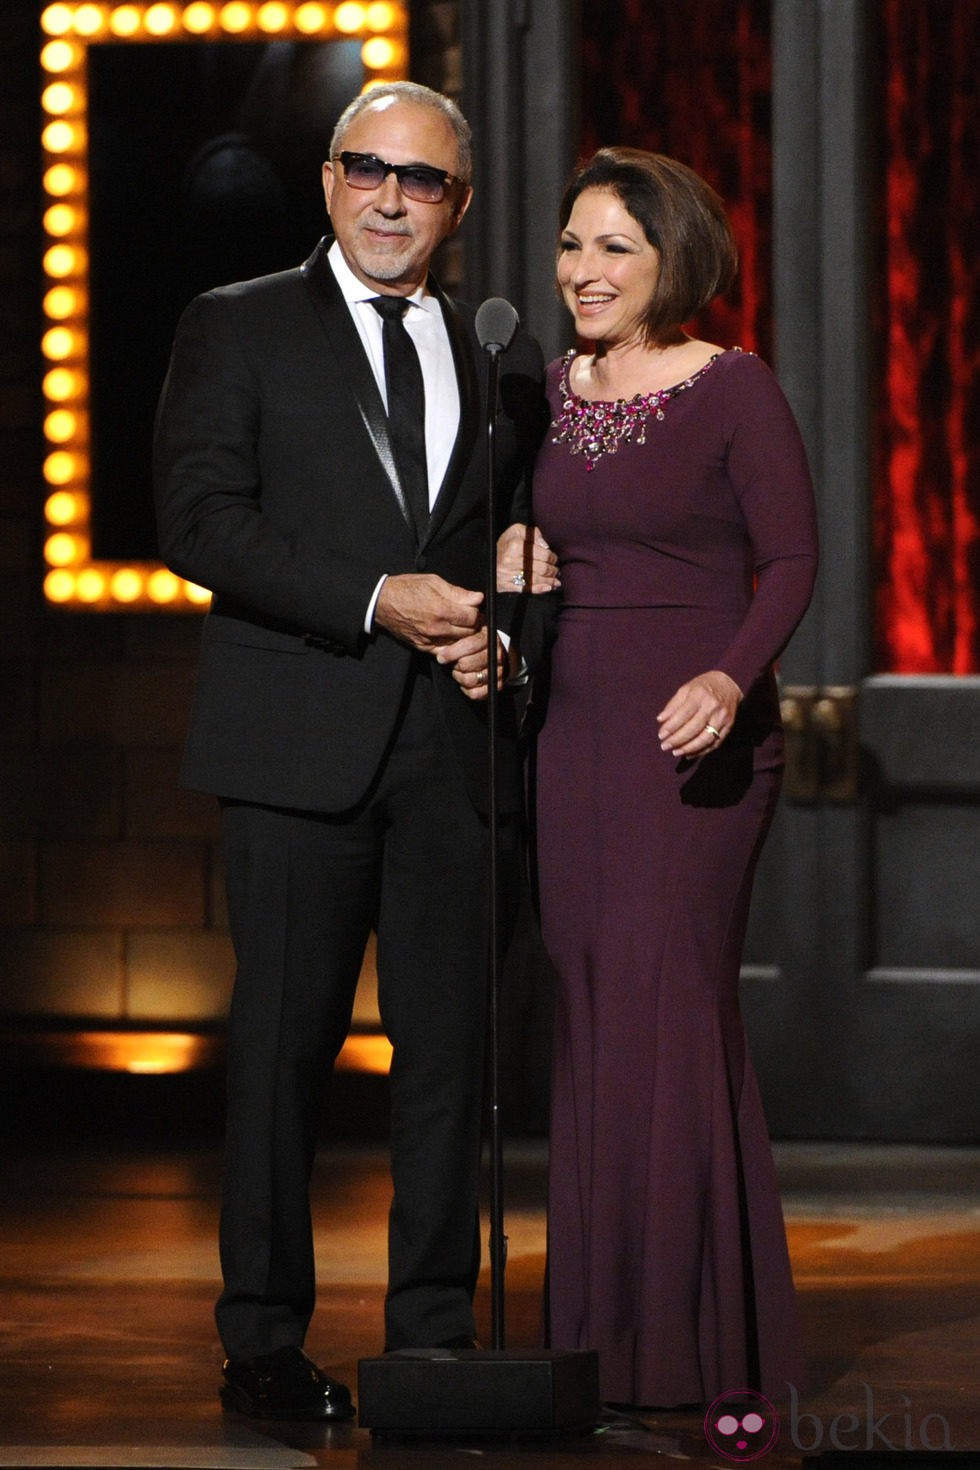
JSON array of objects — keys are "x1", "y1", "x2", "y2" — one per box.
[{"x1": 556, "y1": 187, "x2": 661, "y2": 349}]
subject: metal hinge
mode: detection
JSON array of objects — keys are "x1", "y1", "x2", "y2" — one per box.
[{"x1": 779, "y1": 685, "x2": 860, "y2": 804}]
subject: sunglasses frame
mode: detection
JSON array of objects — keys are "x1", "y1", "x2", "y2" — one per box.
[{"x1": 333, "y1": 151, "x2": 464, "y2": 203}]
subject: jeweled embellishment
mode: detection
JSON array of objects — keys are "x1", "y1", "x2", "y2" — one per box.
[{"x1": 551, "y1": 348, "x2": 724, "y2": 471}]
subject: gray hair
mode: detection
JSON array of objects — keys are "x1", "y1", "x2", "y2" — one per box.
[{"x1": 329, "y1": 82, "x2": 472, "y2": 182}]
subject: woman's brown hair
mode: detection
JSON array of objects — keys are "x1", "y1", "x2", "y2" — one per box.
[{"x1": 559, "y1": 148, "x2": 738, "y2": 343}]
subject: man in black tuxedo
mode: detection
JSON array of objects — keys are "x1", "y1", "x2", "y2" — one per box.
[{"x1": 154, "y1": 82, "x2": 549, "y2": 1421}]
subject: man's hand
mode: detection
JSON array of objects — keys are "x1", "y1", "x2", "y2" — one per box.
[
  {"x1": 496, "y1": 522, "x2": 560, "y2": 594},
  {"x1": 375, "y1": 574, "x2": 483, "y2": 652},
  {"x1": 436, "y1": 626, "x2": 509, "y2": 700}
]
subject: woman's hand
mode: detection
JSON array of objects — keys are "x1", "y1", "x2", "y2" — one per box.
[
  {"x1": 435, "y1": 627, "x2": 510, "y2": 700},
  {"x1": 657, "y1": 670, "x2": 742, "y2": 758},
  {"x1": 496, "y1": 522, "x2": 560, "y2": 594}
]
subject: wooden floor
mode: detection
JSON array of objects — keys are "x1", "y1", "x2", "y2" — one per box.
[{"x1": 2, "y1": 1069, "x2": 980, "y2": 1469}]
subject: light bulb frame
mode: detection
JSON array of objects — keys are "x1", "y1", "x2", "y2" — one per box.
[{"x1": 40, "y1": 0, "x2": 408, "y2": 612}]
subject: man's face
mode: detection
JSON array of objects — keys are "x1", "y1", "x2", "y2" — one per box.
[{"x1": 322, "y1": 98, "x2": 472, "y2": 295}]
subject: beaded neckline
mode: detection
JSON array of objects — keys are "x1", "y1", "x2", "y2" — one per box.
[{"x1": 551, "y1": 347, "x2": 730, "y2": 471}]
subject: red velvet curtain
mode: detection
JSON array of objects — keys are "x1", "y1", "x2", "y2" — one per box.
[
  {"x1": 579, "y1": 0, "x2": 772, "y2": 358},
  {"x1": 873, "y1": 0, "x2": 980, "y2": 673}
]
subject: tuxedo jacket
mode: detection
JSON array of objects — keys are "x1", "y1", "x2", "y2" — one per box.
[{"x1": 153, "y1": 238, "x2": 550, "y2": 816}]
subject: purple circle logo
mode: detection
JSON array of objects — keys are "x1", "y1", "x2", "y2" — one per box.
[{"x1": 704, "y1": 1389, "x2": 780, "y2": 1462}]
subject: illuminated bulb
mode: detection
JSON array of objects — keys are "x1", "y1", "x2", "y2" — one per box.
[
  {"x1": 184, "y1": 581, "x2": 212, "y2": 605},
  {"x1": 45, "y1": 471, "x2": 79, "y2": 502},
  {"x1": 147, "y1": 567, "x2": 181, "y2": 603},
  {"x1": 44, "y1": 285, "x2": 80, "y2": 319},
  {"x1": 44, "y1": 203, "x2": 77, "y2": 236},
  {"x1": 42, "y1": 81, "x2": 77, "y2": 115},
  {"x1": 45, "y1": 409, "x2": 77, "y2": 442},
  {"x1": 365, "y1": 2, "x2": 396, "y2": 29},
  {"x1": 45, "y1": 531, "x2": 81, "y2": 566},
  {"x1": 108, "y1": 5, "x2": 142, "y2": 34},
  {"x1": 73, "y1": 5, "x2": 105, "y2": 35},
  {"x1": 110, "y1": 568, "x2": 144, "y2": 602},
  {"x1": 361, "y1": 35, "x2": 395, "y2": 68},
  {"x1": 45, "y1": 568, "x2": 77, "y2": 602},
  {"x1": 182, "y1": 2, "x2": 215, "y2": 31},
  {"x1": 334, "y1": 2, "x2": 365, "y2": 31},
  {"x1": 44, "y1": 163, "x2": 79, "y2": 196},
  {"x1": 44, "y1": 366, "x2": 83, "y2": 401},
  {"x1": 219, "y1": 2, "x2": 252, "y2": 31},
  {"x1": 41, "y1": 5, "x2": 74, "y2": 35},
  {"x1": 294, "y1": 2, "x2": 327, "y2": 32},
  {"x1": 42, "y1": 326, "x2": 78, "y2": 360},
  {"x1": 44, "y1": 243, "x2": 80, "y2": 277},
  {"x1": 41, "y1": 39, "x2": 77, "y2": 71},
  {"x1": 75, "y1": 568, "x2": 107, "y2": 602},
  {"x1": 42, "y1": 119, "x2": 79, "y2": 153},
  {"x1": 256, "y1": 1, "x2": 287, "y2": 30},
  {"x1": 145, "y1": 3, "x2": 178, "y2": 34}
]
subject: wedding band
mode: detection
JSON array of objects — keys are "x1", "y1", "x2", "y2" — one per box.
[
  {"x1": 512, "y1": 572, "x2": 526, "y2": 588},
  {"x1": 705, "y1": 723, "x2": 721, "y2": 739},
  {"x1": 477, "y1": 670, "x2": 487, "y2": 684}
]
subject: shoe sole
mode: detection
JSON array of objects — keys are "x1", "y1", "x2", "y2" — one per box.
[{"x1": 219, "y1": 1383, "x2": 355, "y2": 1421}]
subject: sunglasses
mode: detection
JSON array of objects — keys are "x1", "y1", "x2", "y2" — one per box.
[{"x1": 333, "y1": 151, "x2": 464, "y2": 204}]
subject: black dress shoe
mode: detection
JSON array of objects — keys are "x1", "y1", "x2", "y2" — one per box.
[{"x1": 220, "y1": 1345, "x2": 354, "y2": 1421}]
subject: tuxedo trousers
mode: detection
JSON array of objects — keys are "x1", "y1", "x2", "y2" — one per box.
[{"x1": 215, "y1": 663, "x2": 514, "y2": 1358}]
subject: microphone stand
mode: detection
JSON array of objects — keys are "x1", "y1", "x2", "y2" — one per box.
[{"x1": 482, "y1": 328, "x2": 507, "y2": 1351}]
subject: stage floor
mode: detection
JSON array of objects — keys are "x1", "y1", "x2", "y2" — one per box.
[{"x1": 2, "y1": 1084, "x2": 979, "y2": 1469}]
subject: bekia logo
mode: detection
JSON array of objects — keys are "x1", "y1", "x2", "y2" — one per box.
[
  {"x1": 704, "y1": 1389, "x2": 779, "y2": 1462},
  {"x1": 705, "y1": 1383, "x2": 955, "y2": 1461}
]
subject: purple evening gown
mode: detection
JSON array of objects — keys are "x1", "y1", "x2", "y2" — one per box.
[{"x1": 533, "y1": 348, "x2": 818, "y2": 1407}]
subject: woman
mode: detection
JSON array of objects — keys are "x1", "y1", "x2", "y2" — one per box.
[{"x1": 500, "y1": 149, "x2": 817, "y2": 1408}]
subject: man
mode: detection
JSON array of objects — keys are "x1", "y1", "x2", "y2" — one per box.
[{"x1": 154, "y1": 82, "x2": 549, "y2": 1421}]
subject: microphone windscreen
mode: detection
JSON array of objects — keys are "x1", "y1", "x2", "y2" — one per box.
[{"x1": 475, "y1": 297, "x2": 519, "y2": 353}]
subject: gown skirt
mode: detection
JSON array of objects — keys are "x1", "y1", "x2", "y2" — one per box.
[{"x1": 537, "y1": 601, "x2": 803, "y2": 1408}]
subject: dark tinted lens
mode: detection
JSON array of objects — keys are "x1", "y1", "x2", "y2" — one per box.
[
  {"x1": 397, "y1": 167, "x2": 447, "y2": 202},
  {"x1": 344, "y1": 155, "x2": 386, "y2": 188}
]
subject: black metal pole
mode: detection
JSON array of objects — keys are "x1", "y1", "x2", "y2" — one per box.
[{"x1": 483, "y1": 340, "x2": 506, "y2": 1351}]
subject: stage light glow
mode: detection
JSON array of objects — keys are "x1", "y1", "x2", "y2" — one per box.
[
  {"x1": 184, "y1": 581, "x2": 213, "y2": 605},
  {"x1": 294, "y1": 2, "x2": 328, "y2": 33},
  {"x1": 42, "y1": 326, "x2": 78, "y2": 360},
  {"x1": 45, "y1": 470, "x2": 80, "y2": 502},
  {"x1": 334, "y1": 2, "x2": 366, "y2": 32},
  {"x1": 44, "y1": 203, "x2": 78, "y2": 236},
  {"x1": 73, "y1": 5, "x2": 106, "y2": 35},
  {"x1": 75, "y1": 567, "x2": 107, "y2": 601},
  {"x1": 41, "y1": 5, "x2": 74, "y2": 35},
  {"x1": 145, "y1": 3, "x2": 178, "y2": 34},
  {"x1": 361, "y1": 35, "x2": 395, "y2": 68},
  {"x1": 45, "y1": 531, "x2": 81, "y2": 566},
  {"x1": 110, "y1": 568, "x2": 144, "y2": 602},
  {"x1": 365, "y1": 2, "x2": 396, "y2": 29},
  {"x1": 108, "y1": 5, "x2": 142, "y2": 34},
  {"x1": 42, "y1": 119, "x2": 79, "y2": 152},
  {"x1": 44, "y1": 366, "x2": 83, "y2": 401},
  {"x1": 147, "y1": 568, "x2": 181, "y2": 603},
  {"x1": 42, "y1": 81, "x2": 78, "y2": 114},
  {"x1": 44, "y1": 162, "x2": 79, "y2": 196},
  {"x1": 182, "y1": 2, "x2": 215, "y2": 31},
  {"x1": 256, "y1": 1, "x2": 287, "y2": 30},
  {"x1": 45, "y1": 409, "x2": 78, "y2": 442},
  {"x1": 218, "y1": 2, "x2": 252, "y2": 31}
]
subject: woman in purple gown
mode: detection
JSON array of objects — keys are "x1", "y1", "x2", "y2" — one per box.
[{"x1": 499, "y1": 149, "x2": 818, "y2": 1408}]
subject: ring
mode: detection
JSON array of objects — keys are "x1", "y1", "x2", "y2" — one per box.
[
  {"x1": 477, "y1": 670, "x2": 487, "y2": 684},
  {"x1": 511, "y1": 572, "x2": 526, "y2": 588},
  {"x1": 704, "y1": 723, "x2": 721, "y2": 739}
]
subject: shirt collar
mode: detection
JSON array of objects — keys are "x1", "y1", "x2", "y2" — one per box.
[{"x1": 327, "y1": 239, "x2": 436, "y2": 317}]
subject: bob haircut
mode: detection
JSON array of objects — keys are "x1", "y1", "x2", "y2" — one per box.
[{"x1": 559, "y1": 148, "x2": 738, "y2": 343}]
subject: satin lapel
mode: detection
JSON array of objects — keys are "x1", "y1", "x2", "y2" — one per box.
[
  {"x1": 300, "y1": 239, "x2": 414, "y2": 532},
  {"x1": 424, "y1": 280, "x2": 480, "y2": 547}
]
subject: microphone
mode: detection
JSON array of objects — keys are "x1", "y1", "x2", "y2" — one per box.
[{"x1": 475, "y1": 296, "x2": 519, "y2": 355}]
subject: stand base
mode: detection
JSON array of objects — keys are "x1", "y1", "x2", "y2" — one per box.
[{"x1": 357, "y1": 1347, "x2": 600, "y2": 1436}]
